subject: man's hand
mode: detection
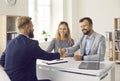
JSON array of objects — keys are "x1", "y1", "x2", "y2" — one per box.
[
  {"x1": 58, "y1": 48, "x2": 63, "y2": 57},
  {"x1": 62, "y1": 53, "x2": 68, "y2": 58},
  {"x1": 58, "y1": 48, "x2": 67, "y2": 57},
  {"x1": 74, "y1": 54, "x2": 82, "y2": 61}
]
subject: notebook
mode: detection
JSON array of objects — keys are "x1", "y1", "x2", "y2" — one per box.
[
  {"x1": 78, "y1": 61, "x2": 100, "y2": 70},
  {"x1": 42, "y1": 59, "x2": 68, "y2": 65}
]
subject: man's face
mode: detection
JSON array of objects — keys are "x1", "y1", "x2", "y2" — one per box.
[
  {"x1": 80, "y1": 20, "x2": 92, "y2": 35},
  {"x1": 28, "y1": 22, "x2": 34, "y2": 38}
]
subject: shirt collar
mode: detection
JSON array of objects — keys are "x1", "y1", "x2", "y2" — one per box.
[
  {"x1": 86, "y1": 31, "x2": 95, "y2": 39},
  {"x1": 19, "y1": 34, "x2": 29, "y2": 38}
]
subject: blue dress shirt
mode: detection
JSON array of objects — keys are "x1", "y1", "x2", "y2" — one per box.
[{"x1": 84, "y1": 37, "x2": 91, "y2": 56}]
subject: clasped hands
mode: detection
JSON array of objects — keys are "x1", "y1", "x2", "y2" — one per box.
[
  {"x1": 58, "y1": 48, "x2": 82, "y2": 61},
  {"x1": 58, "y1": 48, "x2": 68, "y2": 58}
]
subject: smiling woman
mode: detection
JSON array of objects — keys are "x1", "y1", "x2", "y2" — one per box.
[{"x1": 6, "y1": 0, "x2": 17, "y2": 6}]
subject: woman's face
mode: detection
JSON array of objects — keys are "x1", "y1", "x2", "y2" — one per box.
[{"x1": 58, "y1": 24, "x2": 68, "y2": 37}]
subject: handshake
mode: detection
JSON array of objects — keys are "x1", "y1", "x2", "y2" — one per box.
[
  {"x1": 58, "y1": 48, "x2": 68, "y2": 58},
  {"x1": 58, "y1": 48, "x2": 83, "y2": 61}
]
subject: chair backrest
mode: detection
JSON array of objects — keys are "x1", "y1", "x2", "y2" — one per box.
[{"x1": 0, "y1": 65, "x2": 11, "y2": 81}]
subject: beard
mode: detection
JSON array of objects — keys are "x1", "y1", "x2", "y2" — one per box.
[
  {"x1": 28, "y1": 31, "x2": 34, "y2": 38},
  {"x1": 82, "y1": 29, "x2": 90, "y2": 35}
]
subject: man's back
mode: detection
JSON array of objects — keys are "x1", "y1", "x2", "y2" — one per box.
[
  {"x1": 0, "y1": 34, "x2": 60, "y2": 81},
  {"x1": 0, "y1": 16, "x2": 60, "y2": 81},
  {"x1": 4, "y1": 34, "x2": 39, "y2": 81}
]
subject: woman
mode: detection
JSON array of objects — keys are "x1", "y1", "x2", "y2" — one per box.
[{"x1": 47, "y1": 21, "x2": 74, "y2": 57}]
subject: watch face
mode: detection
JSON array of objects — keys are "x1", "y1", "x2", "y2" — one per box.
[{"x1": 6, "y1": 0, "x2": 17, "y2": 6}]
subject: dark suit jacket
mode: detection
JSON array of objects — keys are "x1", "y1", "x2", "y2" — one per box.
[{"x1": 0, "y1": 34, "x2": 60, "y2": 81}]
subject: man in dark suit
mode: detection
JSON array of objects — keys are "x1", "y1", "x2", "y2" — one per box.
[{"x1": 0, "y1": 16, "x2": 61, "y2": 81}]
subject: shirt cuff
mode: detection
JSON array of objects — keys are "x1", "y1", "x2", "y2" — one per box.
[{"x1": 65, "y1": 48, "x2": 69, "y2": 54}]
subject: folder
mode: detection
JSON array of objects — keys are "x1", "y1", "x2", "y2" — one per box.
[{"x1": 42, "y1": 59, "x2": 68, "y2": 65}]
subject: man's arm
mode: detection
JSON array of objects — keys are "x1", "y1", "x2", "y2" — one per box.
[
  {"x1": 0, "y1": 51, "x2": 6, "y2": 67},
  {"x1": 59, "y1": 40, "x2": 81, "y2": 58},
  {"x1": 65, "y1": 40, "x2": 81, "y2": 55},
  {"x1": 34, "y1": 41, "x2": 60, "y2": 60}
]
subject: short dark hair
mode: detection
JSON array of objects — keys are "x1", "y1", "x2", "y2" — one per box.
[{"x1": 79, "y1": 17, "x2": 93, "y2": 25}]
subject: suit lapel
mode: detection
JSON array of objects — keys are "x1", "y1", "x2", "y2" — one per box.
[
  {"x1": 88, "y1": 36, "x2": 95, "y2": 54},
  {"x1": 87, "y1": 32, "x2": 96, "y2": 55},
  {"x1": 81, "y1": 35, "x2": 87, "y2": 55}
]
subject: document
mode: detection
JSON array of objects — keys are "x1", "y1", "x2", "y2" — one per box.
[{"x1": 42, "y1": 59, "x2": 68, "y2": 65}]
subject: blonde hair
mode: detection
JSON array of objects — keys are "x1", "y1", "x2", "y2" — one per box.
[
  {"x1": 17, "y1": 16, "x2": 32, "y2": 29},
  {"x1": 55, "y1": 21, "x2": 73, "y2": 44}
]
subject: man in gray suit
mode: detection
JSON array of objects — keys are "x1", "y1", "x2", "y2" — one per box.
[{"x1": 60, "y1": 17, "x2": 106, "y2": 61}]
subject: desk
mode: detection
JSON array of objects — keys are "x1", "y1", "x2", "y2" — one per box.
[
  {"x1": 36, "y1": 57, "x2": 115, "y2": 81},
  {"x1": 0, "y1": 65, "x2": 11, "y2": 81}
]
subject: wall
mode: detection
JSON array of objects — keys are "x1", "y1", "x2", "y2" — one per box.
[
  {"x1": 71, "y1": 0, "x2": 80, "y2": 42},
  {"x1": 78, "y1": 0, "x2": 120, "y2": 36},
  {"x1": 63, "y1": 0, "x2": 80, "y2": 42},
  {"x1": 0, "y1": 0, "x2": 28, "y2": 16},
  {"x1": 0, "y1": 0, "x2": 28, "y2": 55},
  {"x1": 51, "y1": 0, "x2": 63, "y2": 36}
]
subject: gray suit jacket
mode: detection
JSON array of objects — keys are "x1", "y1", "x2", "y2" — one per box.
[{"x1": 66, "y1": 31, "x2": 106, "y2": 61}]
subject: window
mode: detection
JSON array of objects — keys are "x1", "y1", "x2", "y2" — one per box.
[{"x1": 28, "y1": 0, "x2": 51, "y2": 40}]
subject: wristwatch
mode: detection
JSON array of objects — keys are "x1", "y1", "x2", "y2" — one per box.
[{"x1": 6, "y1": 0, "x2": 17, "y2": 6}]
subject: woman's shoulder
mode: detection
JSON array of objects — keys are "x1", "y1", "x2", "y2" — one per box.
[
  {"x1": 50, "y1": 38, "x2": 58, "y2": 43},
  {"x1": 51, "y1": 38, "x2": 57, "y2": 41},
  {"x1": 67, "y1": 38, "x2": 74, "y2": 46}
]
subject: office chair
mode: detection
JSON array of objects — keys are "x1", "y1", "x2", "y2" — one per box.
[{"x1": 0, "y1": 65, "x2": 11, "y2": 81}]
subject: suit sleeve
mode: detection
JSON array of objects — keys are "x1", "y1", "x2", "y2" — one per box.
[
  {"x1": 34, "y1": 41, "x2": 60, "y2": 60},
  {"x1": 0, "y1": 51, "x2": 6, "y2": 67},
  {"x1": 66, "y1": 39, "x2": 80, "y2": 55}
]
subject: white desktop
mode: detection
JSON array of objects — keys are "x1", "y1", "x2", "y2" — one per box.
[{"x1": 36, "y1": 57, "x2": 115, "y2": 81}]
